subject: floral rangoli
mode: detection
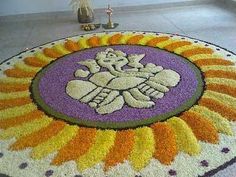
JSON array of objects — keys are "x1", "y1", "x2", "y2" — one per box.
[{"x1": 0, "y1": 31, "x2": 236, "y2": 177}]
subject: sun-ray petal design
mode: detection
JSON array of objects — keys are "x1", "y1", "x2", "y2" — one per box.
[
  {"x1": 191, "y1": 106, "x2": 233, "y2": 135},
  {"x1": 4, "y1": 68, "x2": 36, "y2": 78},
  {"x1": 194, "y1": 59, "x2": 234, "y2": 67},
  {"x1": 65, "y1": 39, "x2": 80, "y2": 52},
  {"x1": 104, "y1": 130, "x2": 135, "y2": 170},
  {"x1": 129, "y1": 127, "x2": 155, "y2": 171},
  {"x1": 181, "y1": 48, "x2": 214, "y2": 58},
  {"x1": 78, "y1": 37, "x2": 90, "y2": 49},
  {"x1": 52, "y1": 127, "x2": 97, "y2": 165},
  {"x1": 10, "y1": 120, "x2": 66, "y2": 150},
  {"x1": 34, "y1": 52, "x2": 54, "y2": 63},
  {"x1": 77, "y1": 130, "x2": 116, "y2": 171},
  {"x1": 180, "y1": 111, "x2": 219, "y2": 143},
  {"x1": 151, "y1": 122, "x2": 178, "y2": 165},
  {"x1": 108, "y1": 33, "x2": 123, "y2": 45},
  {"x1": 127, "y1": 35, "x2": 144, "y2": 45},
  {"x1": 87, "y1": 36, "x2": 100, "y2": 47},
  {"x1": 0, "y1": 77, "x2": 31, "y2": 84},
  {"x1": 204, "y1": 70, "x2": 236, "y2": 80},
  {"x1": 164, "y1": 41, "x2": 192, "y2": 52},
  {"x1": 52, "y1": 44, "x2": 71, "y2": 55},
  {"x1": 24, "y1": 57, "x2": 48, "y2": 67},
  {"x1": 0, "y1": 90, "x2": 30, "y2": 100},
  {"x1": 14, "y1": 61, "x2": 41, "y2": 73},
  {"x1": 31, "y1": 125, "x2": 78, "y2": 159},
  {"x1": 0, "y1": 83, "x2": 29, "y2": 92},
  {"x1": 199, "y1": 97, "x2": 236, "y2": 121},
  {"x1": 0, "y1": 116, "x2": 52, "y2": 140},
  {"x1": 0, "y1": 97, "x2": 32, "y2": 110},
  {"x1": 43, "y1": 48, "x2": 62, "y2": 58},
  {"x1": 167, "y1": 117, "x2": 200, "y2": 155},
  {"x1": 146, "y1": 36, "x2": 169, "y2": 47},
  {"x1": 100, "y1": 34, "x2": 110, "y2": 46}
]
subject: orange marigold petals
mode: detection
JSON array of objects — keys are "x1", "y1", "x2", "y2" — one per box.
[
  {"x1": 87, "y1": 36, "x2": 100, "y2": 47},
  {"x1": 4, "y1": 68, "x2": 36, "y2": 78},
  {"x1": 181, "y1": 48, "x2": 214, "y2": 58},
  {"x1": 52, "y1": 127, "x2": 97, "y2": 165},
  {"x1": 0, "y1": 83, "x2": 29, "y2": 92},
  {"x1": 151, "y1": 122, "x2": 177, "y2": 165},
  {"x1": 180, "y1": 111, "x2": 219, "y2": 143},
  {"x1": 24, "y1": 57, "x2": 48, "y2": 67},
  {"x1": 0, "y1": 110, "x2": 44, "y2": 129},
  {"x1": 43, "y1": 48, "x2": 62, "y2": 58},
  {"x1": 199, "y1": 97, "x2": 236, "y2": 121},
  {"x1": 194, "y1": 59, "x2": 234, "y2": 67},
  {"x1": 127, "y1": 35, "x2": 144, "y2": 45},
  {"x1": 204, "y1": 70, "x2": 236, "y2": 80},
  {"x1": 65, "y1": 40, "x2": 80, "y2": 52},
  {"x1": 104, "y1": 130, "x2": 135, "y2": 170},
  {"x1": 0, "y1": 97, "x2": 32, "y2": 110},
  {"x1": 164, "y1": 41, "x2": 192, "y2": 52},
  {"x1": 207, "y1": 84, "x2": 236, "y2": 98},
  {"x1": 10, "y1": 120, "x2": 66, "y2": 150},
  {"x1": 109, "y1": 34, "x2": 123, "y2": 45},
  {"x1": 146, "y1": 36, "x2": 169, "y2": 47}
]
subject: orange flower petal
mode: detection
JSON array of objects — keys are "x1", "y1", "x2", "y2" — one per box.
[
  {"x1": 87, "y1": 36, "x2": 100, "y2": 47},
  {"x1": 65, "y1": 40, "x2": 80, "y2": 52},
  {"x1": 24, "y1": 57, "x2": 48, "y2": 67},
  {"x1": 52, "y1": 127, "x2": 97, "y2": 165},
  {"x1": 164, "y1": 41, "x2": 192, "y2": 52},
  {"x1": 151, "y1": 122, "x2": 178, "y2": 165},
  {"x1": 180, "y1": 111, "x2": 219, "y2": 143},
  {"x1": 4, "y1": 68, "x2": 36, "y2": 78},
  {"x1": 43, "y1": 48, "x2": 62, "y2": 58},
  {"x1": 0, "y1": 83, "x2": 29, "y2": 92},
  {"x1": 181, "y1": 48, "x2": 214, "y2": 58},
  {"x1": 108, "y1": 34, "x2": 123, "y2": 45},
  {"x1": 10, "y1": 120, "x2": 66, "y2": 150},
  {"x1": 204, "y1": 70, "x2": 236, "y2": 80},
  {"x1": 0, "y1": 97, "x2": 32, "y2": 110},
  {"x1": 146, "y1": 36, "x2": 169, "y2": 47},
  {"x1": 0, "y1": 110, "x2": 44, "y2": 129},
  {"x1": 127, "y1": 35, "x2": 144, "y2": 45},
  {"x1": 199, "y1": 97, "x2": 236, "y2": 121},
  {"x1": 207, "y1": 84, "x2": 236, "y2": 98},
  {"x1": 104, "y1": 130, "x2": 135, "y2": 170},
  {"x1": 194, "y1": 59, "x2": 234, "y2": 67}
]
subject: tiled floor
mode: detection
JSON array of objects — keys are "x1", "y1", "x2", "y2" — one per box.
[
  {"x1": 0, "y1": 2, "x2": 236, "y2": 176},
  {"x1": 0, "y1": 2, "x2": 236, "y2": 62}
]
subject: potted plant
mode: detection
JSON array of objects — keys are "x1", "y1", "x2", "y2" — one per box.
[{"x1": 70, "y1": 0, "x2": 94, "y2": 23}]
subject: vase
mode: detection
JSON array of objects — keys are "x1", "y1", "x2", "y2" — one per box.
[{"x1": 77, "y1": 7, "x2": 94, "y2": 23}]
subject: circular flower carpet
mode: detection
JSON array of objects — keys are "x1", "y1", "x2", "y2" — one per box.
[{"x1": 0, "y1": 31, "x2": 236, "y2": 177}]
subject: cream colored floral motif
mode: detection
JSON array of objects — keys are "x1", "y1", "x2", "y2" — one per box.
[{"x1": 66, "y1": 48, "x2": 180, "y2": 114}]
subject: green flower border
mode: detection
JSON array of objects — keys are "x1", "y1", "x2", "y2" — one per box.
[{"x1": 31, "y1": 44, "x2": 205, "y2": 130}]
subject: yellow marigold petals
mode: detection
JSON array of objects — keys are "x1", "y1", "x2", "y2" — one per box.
[
  {"x1": 0, "y1": 83, "x2": 29, "y2": 93},
  {"x1": 173, "y1": 45, "x2": 199, "y2": 55},
  {"x1": 78, "y1": 37, "x2": 90, "y2": 49},
  {"x1": 119, "y1": 34, "x2": 133, "y2": 44},
  {"x1": 199, "y1": 97, "x2": 236, "y2": 121},
  {"x1": 0, "y1": 90, "x2": 30, "y2": 100},
  {"x1": 24, "y1": 57, "x2": 48, "y2": 67},
  {"x1": 204, "y1": 90, "x2": 236, "y2": 109},
  {"x1": 0, "y1": 110, "x2": 44, "y2": 129},
  {"x1": 0, "y1": 77, "x2": 31, "y2": 84},
  {"x1": 191, "y1": 106, "x2": 233, "y2": 135},
  {"x1": 167, "y1": 117, "x2": 200, "y2": 155},
  {"x1": 100, "y1": 34, "x2": 110, "y2": 46},
  {"x1": 108, "y1": 33, "x2": 123, "y2": 45},
  {"x1": 164, "y1": 41, "x2": 192, "y2": 52},
  {"x1": 180, "y1": 111, "x2": 219, "y2": 143},
  {"x1": 129, "y1": 127, "x2": 155, "y2": 171},
  {"x1": 77, "y1": 130, "x2": 116, "y2": 171},
  {"x1": 0, "y1": 97, "x2": 32, "y2": 110},
  {"x1": 87, "y1": 36, "x2": 100, "y2": 47},
  {"x1": 207, "y1": 83, "x2": 236, "y2": 98},
  {"x1": 151, "y1": 122, "x2": 178, "y2": 165},
  {"x1": 201, "y1": 66, "x2": 236, "y2": 72},
  {"x1": 4, "y1": 68, "x2": 36, "y2": 78},
  {"x1": 0, "y1": 116, "x2": 52, "y2": 140},
  {"x1": 127, "y1": 35, "x2": 144, "y2": 45},
  {"x1": 11, "y1": 120, "x2": 66, "y2": 150},
  {"x1": 64, "y1": 40, "x2": 80, "y2": 52},
  {"x1": 156, "y1": 39, "x2": 176, "y2": 49},
  {"x1": 0, "y1": 103, "x2": 37, "y2": 120},
  {"x1": 14, "y1": 61, "x2": 41, "y2": 73},
  {"x1": 104, "y1": 130, "x2": 135, "y2": 170},
  {"x1": 34, "y1": 52, "x2": 54, "y2": 63},
  {"x1": 31, "y1": 125, "x2": 78, "y2": 160},
  {"x1": 137, "y1": 35, "x2": 155, "y2": 45},
  {"x1": 52, "y1": 44, "x2": 71, "y2": 55},
  {"x1": 181, "y1": 48, "x2": 214, "y2": 58},
  {"x1": 189, "y1": 54, "x2": 221, "y2": 61},
  {"x1": 205, "y1": 78, "x2": 236, "y2": 89},
  {"x1": 146, "y1": 36, "x2": 169, "y2": 47},
  {"x1": 52, "y1": 127, "x2": 97, "y2": 166},
  {"x1": 43, "y1": 48, "x2": 63, "y2": 58}
]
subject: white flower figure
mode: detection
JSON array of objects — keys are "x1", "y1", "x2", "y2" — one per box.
[{"x1": 66, "y1": 48, "x2": 180, "y2": 115}]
